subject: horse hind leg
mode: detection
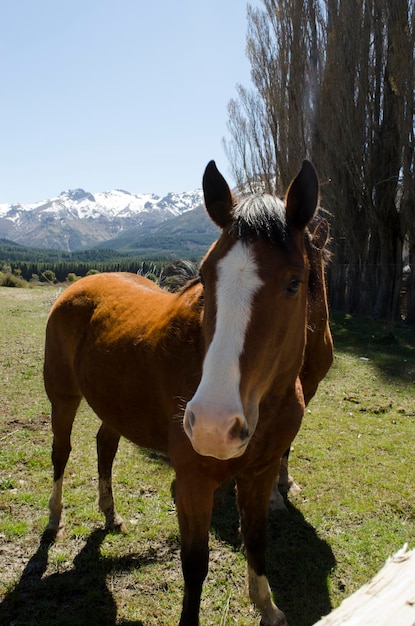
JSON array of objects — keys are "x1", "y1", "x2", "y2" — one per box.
[
  {"x1": 269, "y1": 448, "x2": 301, "y2": 512},
  {"x1": 97, "y1": 423, "x2": 126, "y2": 532},
  {"x1": 47, "y1": 394, "x2": 81, "y2": 535},
  {"x1": 278, "y1": 448, "x2": 301, "y2": 495}
]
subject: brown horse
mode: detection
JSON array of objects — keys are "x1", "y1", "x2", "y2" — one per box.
[
  {"x1": 44, "y1": 160, "x2": 321, "y2": 626},
  {"x1": 271, "y1": 215, "x2": 333, "y2": 508}
]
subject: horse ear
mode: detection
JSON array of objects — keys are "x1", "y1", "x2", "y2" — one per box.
[
  {"x1": 285, "y1": 160, "x2": 319, "y2": 231},
  {"x1": 203, "y1": 161, "x2": 235, "y2": 229}
]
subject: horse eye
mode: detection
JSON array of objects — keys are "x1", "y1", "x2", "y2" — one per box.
[{"x1": 286, "y1": 278, "x2": 301, "y2": 295}]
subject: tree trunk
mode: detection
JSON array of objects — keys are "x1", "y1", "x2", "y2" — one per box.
[{"x1": 405, "y1": 244, "x2": 415, "y2": 323}]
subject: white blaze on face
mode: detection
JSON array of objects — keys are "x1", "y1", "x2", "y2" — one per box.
[{"x1": 194, "y1": 240, "x2": 263, "y2": 417}]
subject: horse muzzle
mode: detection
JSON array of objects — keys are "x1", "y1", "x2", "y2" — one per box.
[{"x1": 183, "y1": 402, "x2": 250, "y2": 460}]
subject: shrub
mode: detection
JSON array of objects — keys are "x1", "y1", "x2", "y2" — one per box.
[
  {"x1": 66, "y1": 273, "x2": 80, "y2": 283},
  {"x1": 145, "y1": 272, "x2": 158, "y2": 283},
  {"x1": 39, "y1": 270, "x2": 57, "y2": 283},
  {"x1": 0, "y1": 272, "x2": 27, "y2": 288}
]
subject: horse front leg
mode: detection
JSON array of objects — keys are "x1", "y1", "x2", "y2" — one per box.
[
  {"x1": 237, "y1": 468, "x2": 288, "y2": 626},
  {"x1": 97, "y1": 422, "x2": 126, "y2": 532},
  {"x1": 174, "y1": 472, "x2": 216, "y2": 626}
]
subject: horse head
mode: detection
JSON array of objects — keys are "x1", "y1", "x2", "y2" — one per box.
[{"x1": 183, "y1": 160, "x2": 319, "y2": 460}]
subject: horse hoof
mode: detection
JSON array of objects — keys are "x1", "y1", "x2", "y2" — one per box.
[
  {"x1": 46, "y1": 512, "x2": 65, "y2": 535},
  {"x1": 288, "y1": 480, "x2": 301, "y2": 496},
  {"x1": 115, "y1": 521, "x2": 128, "y2": 534},
  {"x1": 268, "y1": 490, "x2": 288, "y2": 512},
  {"x1": 105, "y1": 514, "x2": 127, "y2": 534},
  {"x1": 44, "y1": 522, "x2": 65, "y2": 542}
]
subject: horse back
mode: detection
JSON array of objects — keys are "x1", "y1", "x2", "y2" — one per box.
[{"x1": 44, "y1": 273, "x2": 204, "y2": 451}]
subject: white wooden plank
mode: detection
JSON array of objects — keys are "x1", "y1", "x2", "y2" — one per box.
[{"x1": 312, "y1": 544, "x2": 415, "y2": 626}]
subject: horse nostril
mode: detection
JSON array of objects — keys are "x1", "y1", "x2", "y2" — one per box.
[
  {"x1": 228, "y1": 417, "x2": 249, "y2": 443},
  {"x1": 240, "y1": 424, "x2": 250, "y2": 442},
  {"x1": 183, "y1": 408, "x2": 196, "y2": 440},
  {"x1": 188, "y1": 410, "x2": 196, "y2": 428}
]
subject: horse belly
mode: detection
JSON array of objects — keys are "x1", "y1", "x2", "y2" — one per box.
[{"x1": 76, "y1": 346, "x2": 175, "y2": 453}]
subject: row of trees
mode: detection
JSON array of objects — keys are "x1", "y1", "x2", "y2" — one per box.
[
  {"x1": 1, "y1": 259, "x2": 198, "y2": 293},
  {"x1": 225, "y1": 0, "x2": 414, "y2": 323},
  {"x1": 4, "y1": 260, "x2": 164, "y2": 283}
]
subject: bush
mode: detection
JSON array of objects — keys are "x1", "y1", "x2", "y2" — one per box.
[
  {"x1": 66, "y1": 273, "x2": 80, "y2": 283},
  {"x1": 39, "y1": 270, "x2": 57, "y2": 283},
  {"x1": 145, "y1": 272, "x2": 159, "y2": 283},
  {"x1": 0, "y1": 272, "x2": 27, "y2": 288}
]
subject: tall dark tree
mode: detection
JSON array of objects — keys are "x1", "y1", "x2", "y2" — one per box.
[
  {"x1": 224, "y1": 0, "x2": 325, "y2": 192},
  {"x1": 225, "y1": 0, "x2": 415, "y2": 323}
]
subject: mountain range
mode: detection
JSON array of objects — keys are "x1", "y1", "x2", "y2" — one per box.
[{"x1": 0, "y1": 187, "x2": 210, "y2": 253}]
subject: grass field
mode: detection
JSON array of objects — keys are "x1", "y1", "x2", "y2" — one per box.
[{"x1": 0, "y1": 285, "x2": 414, "y2": 625}]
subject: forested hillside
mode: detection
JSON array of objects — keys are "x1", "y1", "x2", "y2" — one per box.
[{"x1": 0, "y1": 200, "x2": 219, "y2": 283}]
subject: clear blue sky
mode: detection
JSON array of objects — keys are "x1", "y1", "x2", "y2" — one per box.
[{"x1": 0, "y1": 1, "x2": 259, "y2": 204}]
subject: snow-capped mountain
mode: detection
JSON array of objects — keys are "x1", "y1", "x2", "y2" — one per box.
[{"x1": 0, "y1": 187, "x2": 204, "y2": 251}]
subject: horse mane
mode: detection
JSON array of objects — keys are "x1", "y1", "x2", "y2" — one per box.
[
  {"x1": 177, "y1": 275, "x2": 203, "y2": 294},
  {"x1": 307, "y1": 210, "x2": 332, "y2": 263},
  {"x1": 305, "y1": 211, "x2": 332, "y2": 298},
  {"x1": 229, "y1": 194, "x2": 288, "y2": 247}
]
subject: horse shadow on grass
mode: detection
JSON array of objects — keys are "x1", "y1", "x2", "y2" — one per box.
[
  {"x1": 1, "y1": 491, "x2": 335, "y2": 626},
  {"x1": 0, "y1": 527, "x2": 158, "y2": 626},
  {"x1": 211, "y1": 485, "x2": 336, "y2": 626}
]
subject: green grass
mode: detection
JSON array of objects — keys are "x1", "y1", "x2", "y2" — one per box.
[{"x1": 0, "y1": 287, "x2": 414, "y2": 625}]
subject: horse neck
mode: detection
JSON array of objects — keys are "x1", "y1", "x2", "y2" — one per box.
[{"x1": 172, "y1": 280, "x2": 204, "y2": 335}]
